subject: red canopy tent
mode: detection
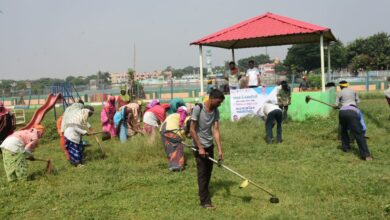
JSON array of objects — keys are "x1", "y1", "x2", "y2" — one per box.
[{"x1": 190, "y1": 12, "x2": 337, "y2": 93}]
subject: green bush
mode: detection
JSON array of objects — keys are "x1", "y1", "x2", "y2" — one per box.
[{"x1": 307, "y1": 74, "x2": 321, "y2": 88}]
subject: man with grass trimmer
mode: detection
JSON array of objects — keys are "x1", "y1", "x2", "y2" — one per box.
[
  {"x1": 336, "y1": 81, "x2": 372, "y2": 161},
  {"x1": 190, "y1": 89, "x2": 225, "y2": 209}
]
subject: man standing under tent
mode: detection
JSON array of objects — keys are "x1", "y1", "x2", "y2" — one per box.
[
  {"x1": 225, "y1": 61, "x2": 240, "y2": 91},
  {"x1": 245, "y1": 60, "x2": 261, "y2": 88},
  {"x1": 190, "y1": 89, "x2": 225, "y2": 209},
  {"x1": 336, "y1": 81, "x2": 372, "y2": 161}
]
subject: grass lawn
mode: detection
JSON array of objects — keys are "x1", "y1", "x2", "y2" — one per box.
[{"x1": 0, "y1": 98, "x2": 389, "y2": 219}]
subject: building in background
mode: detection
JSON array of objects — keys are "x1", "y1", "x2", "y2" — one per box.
[
  {"x1": 259, "y1": 63, "x2": 276, "y2": 76},
  {"x1": 110, "y1": 72, "x2": 129, "y2": 85}
]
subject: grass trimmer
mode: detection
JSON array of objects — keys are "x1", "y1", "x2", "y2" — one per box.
[
  {"x1": 86, "y1": 131, "x2": 108, "y2": 158},
  {"x1": 182, "y1": 142, "x2": 279, "y2": 204},
  {"x1": 305, "y1": 95, "x2": 338, "y2": 108},
  {"x1": 94, "y1": 135, "x2": 106, "y2": 159},
  {"x1": 87, "y1": 131, "x2": 111, "y2": 141},
  {"x1": 29, "y1": 157, "x2": 53, "y2": 174}
]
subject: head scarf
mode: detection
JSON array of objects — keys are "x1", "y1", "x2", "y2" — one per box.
[
  {"x1": 119, "y1": 90, "x2": 130, "y2": 102},
  {"x1": 146, "y1": 99, "x2": 160, "y2": 110},
  {"x1": 104, "y1": 96, "x2": 116, "y2": 116},
  {"x1": 177, "y1": 106, "x2": 188, "y2": 128}
]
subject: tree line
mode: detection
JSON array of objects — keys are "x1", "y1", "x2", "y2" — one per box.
[
  {"x1": 0, "y1": 71, "x2": 111, "y2": 95},
  {"x1": 1, "y1": 32, "x2": 389, "y2": 95}
]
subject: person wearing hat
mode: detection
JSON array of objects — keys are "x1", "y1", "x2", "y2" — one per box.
[
  {"x1": 336, "y1": 81, "x2": 372, "y2": 161},
  {"x1": 0, "y1": 124, "x2": 44, "y2": 181},
  {"x1": 225, "y1": 61, "x2": 240, "y2": 91},
  {"x1": 0, "y1": 101, "x2": 16, "y2": 146},
  {"x1": 160, "y1": 106, "x2": 190, "y2": 171},
  {"x1": 336, "y1": 80, "x2": 360, "y2": 107}
]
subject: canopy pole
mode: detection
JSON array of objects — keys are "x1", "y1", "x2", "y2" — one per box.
[
  {"x1": 231, "y1": 49, "x2": 235, "y2": 63},
  {"x1": 199, "y1": 45, "x2": 204, "y2": 95},
  {"x1": 320, "y1": 34, "x2": 325, "y2": 92},
  {"x1": 327, "y1": 42, "x2": 331, "y2": 82}
]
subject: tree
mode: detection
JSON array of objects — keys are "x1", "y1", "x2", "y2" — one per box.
[
  {"x1": 96, "y1": 71, "x2": 111, "y2": 84},
  {"x1": 237, "y1": 54, "x2": 271, "y2": 70},
  {"x1": 274, "y1": 63, "x2": 288, "y2": 74},
  {"x1": 329, "y1": 41, "x2": 348, "y2": 71},
  {"x1": 127, "y1": 68, "x2": 135, "y2": 97},
  {"x1": 346, "y1": 32, "x2": 390, "y2": 70},
  {"x1": 284, "y1": 43, "x2": 321, "y2": 72},
  {"x1": 284, "y1": 41, "x2": 348, "y2": 73}
]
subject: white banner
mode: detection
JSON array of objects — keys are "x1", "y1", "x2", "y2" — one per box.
[{"x1": 230, "y1": 86, "x2": 278, "y2": 121}]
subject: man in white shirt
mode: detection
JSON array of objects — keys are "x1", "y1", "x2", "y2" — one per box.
[
  {"x1": 258, "y1": 101, "x2": 283, "y2": 144},
  {"x1": 245, "y1": 60, "x2": 261, "y2": 88}
]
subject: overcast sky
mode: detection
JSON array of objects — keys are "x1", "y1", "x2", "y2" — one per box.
[{"x1": 1, "y1": 0, "x2": 389, "y2": 80}]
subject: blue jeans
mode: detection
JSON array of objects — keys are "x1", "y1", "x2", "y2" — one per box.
[{"x1": 265, "y1": 110, "x2": 282, "y2": 143}]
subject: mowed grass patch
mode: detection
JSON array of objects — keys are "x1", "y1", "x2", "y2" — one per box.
[{"x1": 0, "y1": 98, "x2": 389, "y2": 219}]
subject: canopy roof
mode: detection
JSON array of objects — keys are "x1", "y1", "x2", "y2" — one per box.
[{"x1": 191, "y1": 12, "x2": 336, "y2": 49}]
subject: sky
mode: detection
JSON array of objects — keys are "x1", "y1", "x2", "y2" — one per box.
[{"x1": 1, "y1": 0, "x2": 390, "y2": 80}]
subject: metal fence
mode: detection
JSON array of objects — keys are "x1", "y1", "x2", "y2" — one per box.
[{"x1": 1, "y1": 70, "x2": 389, "y2": 107}]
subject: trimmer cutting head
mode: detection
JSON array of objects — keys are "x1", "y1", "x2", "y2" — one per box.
[
  {"x1": 101, "y1": 131, "x2": 111, "y2": 141},
  {"x1": 270, "y1": 196, "x2": 279, "y2": 203},
  {"x1": 305, "y1": 95, "x2": 311, "y2": 103},
  {"x1": 239, "y1": 179, "x2": 249, "y2": 188}
]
